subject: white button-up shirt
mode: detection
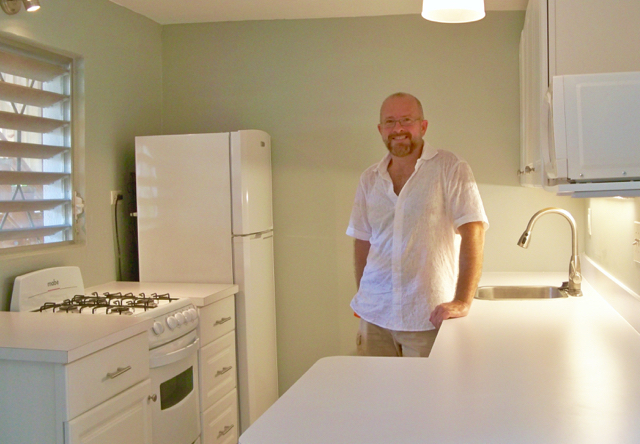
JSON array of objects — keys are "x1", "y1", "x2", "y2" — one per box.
[{"x1": 347, "y1": 143, "x2": 489, "y2": 331}]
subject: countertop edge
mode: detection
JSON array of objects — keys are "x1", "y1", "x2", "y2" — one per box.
[{"x1": 0, "y1": 317, "x2": 153, "y2": 364}]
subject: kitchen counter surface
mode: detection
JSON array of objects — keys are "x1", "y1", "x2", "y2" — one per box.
[
  {"x1": 240, "y1": 272, "x2": 640, "y2": 444},
  {"x1": 0, "y1": 312, "x2": 152, "y2": 364},
  {"x1": 86, "y1": 281, "x2": 238, "y2": 307}
]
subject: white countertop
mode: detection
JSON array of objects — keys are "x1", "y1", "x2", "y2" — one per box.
[
  {"x1": 85, "y1": 281, "x2": 238, "y2": 307},
  {"x1": 0, "y1": 312, "x2": 152, "y2": 364},
  {"x1": 240, "y1": 272, "x2": 640, "y2": 444}
]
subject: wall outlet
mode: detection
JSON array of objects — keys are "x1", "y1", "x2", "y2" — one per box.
[
  {"x1": 634, "y1": 221, "x2": 640, "y2": 264},
  {"x1": 110, "y1": 190, "x2": 122, "y2": 205}
]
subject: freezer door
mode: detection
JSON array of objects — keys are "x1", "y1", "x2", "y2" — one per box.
[
  {"x1": 136, "y1": 133, "x2": 234, "y2": 283},
  {"x1": 231, "y1": 130, "x2": 273, "y2": 235},
  {"x1": 233, "y1": 232, "x2": 279, "y2": 433}
]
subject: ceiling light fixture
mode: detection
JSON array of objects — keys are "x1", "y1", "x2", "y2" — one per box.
[
  {"x1": 1, "y1": 0, "x2": 40, "y2": 15},
  {"x1": 422, "y1": 0, "x2": 485, "y2": 23}
]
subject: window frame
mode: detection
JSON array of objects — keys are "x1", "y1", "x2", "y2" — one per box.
[{"x1": 0, "y1": 35, "x2": 85, "y2": 256}]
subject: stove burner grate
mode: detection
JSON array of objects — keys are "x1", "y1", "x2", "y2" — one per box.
[{"x1": 34, "y1": 291, "x2": 177, "y2": 314}]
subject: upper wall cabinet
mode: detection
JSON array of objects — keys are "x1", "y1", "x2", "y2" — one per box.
[
  {"x1": 519, "y1": 0, "x2": 640, "y2": 197},
  {"x1": 519, "y1": 0, "x2": 547, "y2": 188}
]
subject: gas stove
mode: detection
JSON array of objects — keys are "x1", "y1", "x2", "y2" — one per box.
[{"x1": 11, "y1": 266, "x2": 198, "y2": 349}]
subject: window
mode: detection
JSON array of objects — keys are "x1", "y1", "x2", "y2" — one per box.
[{"x1": 0, "y1": 39, "x2": 81, "y2": 252}]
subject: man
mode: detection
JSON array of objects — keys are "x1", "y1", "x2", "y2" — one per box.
[{"x1": 346, "y1": 92, "x2": 488, "y2": 357}]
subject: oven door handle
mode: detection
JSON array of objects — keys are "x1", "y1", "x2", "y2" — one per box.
[{"x1": 150, "y1": 336, "x2": 200, "y2": 368}]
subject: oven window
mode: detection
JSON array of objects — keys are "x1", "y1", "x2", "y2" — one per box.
[{"x1": 159, "y1": 366, "x2": 194, "y2": 410}]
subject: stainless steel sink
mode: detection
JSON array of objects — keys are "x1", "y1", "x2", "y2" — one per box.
[{"x1": 475, "y1": 286, "x2": 568, "y2": 300}]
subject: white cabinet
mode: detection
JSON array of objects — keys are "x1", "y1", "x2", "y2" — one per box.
[
  {"x1": 0, "y1": 332, "x2": 152, "y2": 444},
  {"x1": 65, "y1": 379, "x2": 152, "y2": 444},
  {"x1": 518, "y1": 0, "x2": 548, "y2": 187},
  {"x1": 202, "y1": 390, "x2": 239, "y2": 444},
  {"x1": 519, "y1": 0, "x2": 640, "y2": 190},
  {"x1": 198, "y1": 295, "x2": 239, "y2": 444}
]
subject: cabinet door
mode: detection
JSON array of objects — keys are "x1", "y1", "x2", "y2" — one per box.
[
  {"x1": 519, "y1": 0, "x2": 547, "y2": 187},
  {"x1": 65, "y1": 379, "x2": 152, "y2": 444},
  {"x1": 554, "y1": 0, "x2": 640, "y2": 76}
]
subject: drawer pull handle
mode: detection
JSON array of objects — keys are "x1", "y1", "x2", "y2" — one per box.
[
  {"x1": 148, "y1": 394, "x2": 157, "y2": 403},
  {"x1": 106, "y1": 366, "x2": 131, "y2": 379},
  {"x1": 214, "y1": 317, "x2": 232, "y2": 326},
  {"x1": 217, "y1": 424, "x2": 234, "y2": 438},
  {"x1": 215, "y1": 366, "x2": 233, "y2": 377}
]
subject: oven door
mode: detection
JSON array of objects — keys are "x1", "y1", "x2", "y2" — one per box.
[{"x1": 149, "y1": 329, "x2": 200, "y2": 444}]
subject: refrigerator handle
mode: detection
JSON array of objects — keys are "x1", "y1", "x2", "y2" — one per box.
[{"x1": 233, "y1": 230, "x2": 273, "y2": 239}]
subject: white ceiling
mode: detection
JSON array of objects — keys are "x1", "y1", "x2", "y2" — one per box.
[{"x1": 109, "y1": 0, "x2": 528, "y2": 25}]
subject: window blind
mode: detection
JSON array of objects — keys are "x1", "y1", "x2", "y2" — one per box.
[{"x1": 0, "y1": 43, "x2": 74, "y2": 250}]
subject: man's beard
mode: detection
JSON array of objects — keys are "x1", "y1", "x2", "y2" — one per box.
[{"x1": 385, "y1": 132, "x2": 421, "y2": 157}]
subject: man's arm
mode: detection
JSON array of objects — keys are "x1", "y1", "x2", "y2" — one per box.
[
  {"x1": 429, "y1": 221, "x2": 485, "y2": 329},
  {"x1": 354, "y1": 239, "x2": 371, "y2": 289}
]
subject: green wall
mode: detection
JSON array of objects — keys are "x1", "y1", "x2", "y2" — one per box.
[
  {"x1": 161, "y1": 12, "x2": 586, "y2": 392},
  {"x1": 0, "y1": 0, "x2": 163, "y2": 309}
]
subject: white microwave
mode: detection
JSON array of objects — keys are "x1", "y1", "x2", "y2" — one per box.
[{"x1": 546, "y1": 71, "x2": 640, "y2": 197}]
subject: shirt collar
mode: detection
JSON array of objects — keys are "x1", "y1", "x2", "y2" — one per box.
[{"x1": 375, "y1": 141, "x2": 438, "y2": 175}]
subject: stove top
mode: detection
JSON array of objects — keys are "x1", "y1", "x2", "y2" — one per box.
[
  {"x1": 35, "y1": 291, "x2": 179, "y2": 315},
  {"x1": 11, "y1": 266, "x2": 199, "y2": 349}
]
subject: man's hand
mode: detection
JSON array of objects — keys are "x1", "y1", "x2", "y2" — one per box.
[{"x1": 429, "y1": 300, "x2": 471, "y2": 329}]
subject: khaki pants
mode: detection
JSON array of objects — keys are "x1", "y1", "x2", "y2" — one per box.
[{"x1": 356, "y1": 319, "x2": 437, "y2": 357}]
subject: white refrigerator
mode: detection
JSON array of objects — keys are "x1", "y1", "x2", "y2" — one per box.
[{"x1": 135, "y1": 130, "x2": 278, "y2": 433}]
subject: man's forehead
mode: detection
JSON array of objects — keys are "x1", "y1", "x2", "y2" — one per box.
[{"x1": 380, "y1": 97, "x2": 421, "y2": 116}]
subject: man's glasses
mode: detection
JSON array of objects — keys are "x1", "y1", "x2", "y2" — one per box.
[{"x1": 380, "y1": 117, "x2": 422, "y2": 129}]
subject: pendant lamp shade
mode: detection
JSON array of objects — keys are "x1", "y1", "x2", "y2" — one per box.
[{"x1": 422, "y1": 0, "x2": 485, "y2": 23}]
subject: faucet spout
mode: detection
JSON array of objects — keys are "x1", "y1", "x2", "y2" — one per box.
[{"x1": 517, "y1": 207, "x2": 582, "y2": 297}]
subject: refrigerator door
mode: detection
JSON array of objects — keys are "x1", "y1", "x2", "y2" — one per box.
[
  {"x1": 136, "y1": 133, "x2": 234, "y2": 283},
  {"x1": 231, "y1": 130, "x2": 273, "y2": 235},
  {"x1": 233, "y1": 232, "x2": 279, "y2": 433}
]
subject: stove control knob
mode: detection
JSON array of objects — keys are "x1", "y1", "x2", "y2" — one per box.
[
  {"x1": 152, "y1": 321, "x2": 165, "y2": 335},
  {"x1": 166, "y1": 316, "x2": 178, "y2": 330},
  {"x1": 188, "y1": 308, "x2": 198, "y2": 321},
  {"x1": 183, "y1": 310, "x2": 193, "y2": 322},
  {"x1": 175, "y1": 312, "x2": 186, "y2": 325}
]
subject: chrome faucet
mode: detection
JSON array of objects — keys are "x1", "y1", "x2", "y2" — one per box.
[{"x1": 517, "y1": 207, "x2": 582, "y2": 297}]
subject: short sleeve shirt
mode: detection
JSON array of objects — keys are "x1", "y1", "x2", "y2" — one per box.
[{"x1": 346, "y1": 143, "x2": 489, "y2": 331}]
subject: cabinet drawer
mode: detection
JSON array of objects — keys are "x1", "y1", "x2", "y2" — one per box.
[
  {"x1": 65, "y1": 333, "x2": 149, "y2": 420},
  {"x1": 199, "y1": 330, "x2": 237, "y2": 411},
  {"x1": 65, "y1": 378, "x2": 152, "y2": 444},
  {"x1": 201, "y1": 389, "x2": 238, "y2": 444},
  {"x1": 199, "y1": 295, "x2": 235, "y2": 345}
]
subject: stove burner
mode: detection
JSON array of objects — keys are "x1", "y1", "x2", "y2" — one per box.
[
  {"x1": 38, "y1": 302, "x2": 58, "y2": 312},
  {"x1": 57, "y1": 301, "x2": 80, "y2": 313},
  {"x1": 127, "y1": 298, "x2": 158, "y2": 310},
  {"x1": 140, "y1": 292, "x2": 178, "y2": 302},
  {"x1": 107, "y1": 306, "x2": 133, "y2": 315}
]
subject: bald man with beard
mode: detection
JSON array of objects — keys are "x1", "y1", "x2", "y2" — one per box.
[{"x1": 347, "y1": 92, "x2": 489, "y2": 357}]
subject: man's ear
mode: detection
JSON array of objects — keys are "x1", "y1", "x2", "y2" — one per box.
[{"x1": 421, "y1": 119, "x2": 429, "y2": 135}]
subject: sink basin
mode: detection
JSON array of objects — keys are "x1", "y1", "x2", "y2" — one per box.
[{"x1": 475, "y1": 286, "x2": 568, "y2": 300}]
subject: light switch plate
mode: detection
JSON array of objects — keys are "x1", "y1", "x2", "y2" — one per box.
[{"x1": 634, "y1": 221, "x2": 640, "y2": 264}]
